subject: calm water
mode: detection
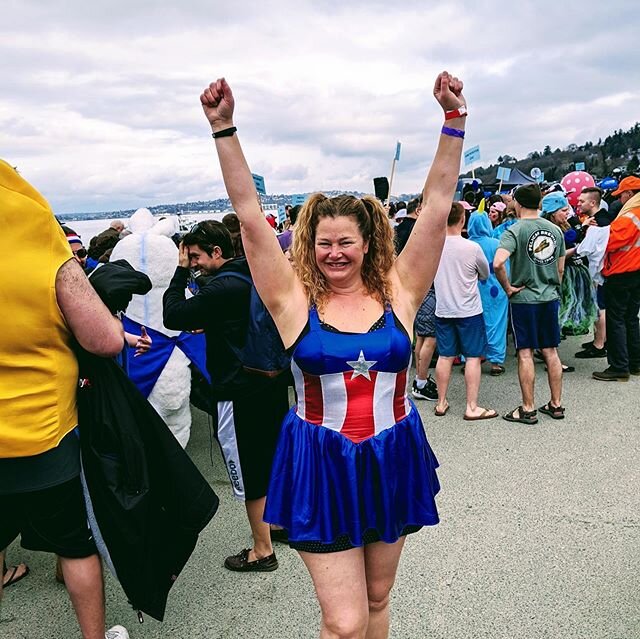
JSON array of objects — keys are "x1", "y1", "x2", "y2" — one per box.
[{"x1": 65, "y1": 212, "x2": 228, "y2": 242}]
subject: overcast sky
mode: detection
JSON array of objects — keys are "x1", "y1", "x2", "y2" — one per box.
[{"x1": 2, "y1": 0, "x2": 637, "y2": 214}]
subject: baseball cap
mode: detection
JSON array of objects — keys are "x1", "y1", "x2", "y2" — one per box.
[
  {"x1": 458, "y1": 201, "x2": 474, "y2": 211},
  {"x1": 611, "y1": 176, "x2": 640, "y2": 197}
]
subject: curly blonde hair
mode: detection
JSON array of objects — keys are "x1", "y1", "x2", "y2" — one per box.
[{"x1": 290, "y1": 194, "x2": 395, "y2": 309}]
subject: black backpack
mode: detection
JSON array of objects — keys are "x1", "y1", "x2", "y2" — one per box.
[{"x1": 213, "y1": 271, "x2": 291, "y2": 377}]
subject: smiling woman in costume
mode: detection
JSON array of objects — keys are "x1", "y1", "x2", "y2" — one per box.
[{"x1": 200, "y1": 72, "x2": 466, "y2": 639}]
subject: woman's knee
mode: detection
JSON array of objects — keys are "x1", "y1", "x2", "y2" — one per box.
[
  {"x1": 322, "y1": 609, "x2": 368, "y2": 639},
  {"x1": 367, "y1": 589, "x2": 391, "y2": 614}
]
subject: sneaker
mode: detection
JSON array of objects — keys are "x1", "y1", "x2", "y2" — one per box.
[
  {"x1": 412, "y1": 377, "x2": 438, "y2": 401},
  {"x1": 574, "y1": 345, "x2": 607, "y2": 359},
  {"x1": 582, "y1": 339, "x2": 607, "y2": 349},
  {"x1": 105, "y1": 626, "x2": 129, "y2": 639},
  {"x1": 224, "y1": 548, "x2": 278, "y2": 572},
  {"x1": 592, "y1": 368, "x2": 630, "y2": 382}
]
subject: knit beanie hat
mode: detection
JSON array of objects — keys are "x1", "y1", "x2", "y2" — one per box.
[{"x1": 514, "y1": 184, "x2": 542, "y2": 210}]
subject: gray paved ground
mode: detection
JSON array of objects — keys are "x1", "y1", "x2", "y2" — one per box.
[{"x1": 1, "y1": 334, "x2": 639, "y2": 639}]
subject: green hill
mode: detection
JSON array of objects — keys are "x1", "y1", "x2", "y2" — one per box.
[{"x1": 463, "y1": 122, "x2": 640, "y2": 183}]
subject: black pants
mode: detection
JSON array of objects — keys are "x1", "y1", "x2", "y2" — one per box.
[{"x1": 604, "y1": 271, "x2": 640, "y2": 373}]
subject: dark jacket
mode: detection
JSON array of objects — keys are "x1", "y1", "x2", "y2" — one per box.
[
  {"x1": 593, "y1": 207, "x2": 616, "y2": 227},
  {"x1": 163, "y1": 257, "x2": 272, "y2": 399},
  {"x1": 394, "y1": 217, "x2": 416, "y2": 254},
  {"x1": 76, "y1": 347, "x2": 218, "y2": 621}
]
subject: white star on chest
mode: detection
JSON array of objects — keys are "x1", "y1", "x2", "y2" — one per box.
[{"x1": 346, "y1": 350, "x2": 377, "y2": 381}]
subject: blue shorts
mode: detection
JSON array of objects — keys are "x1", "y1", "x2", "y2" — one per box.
[
  {"x1": 435, "y1": 313, "x2": 487, "y2": 358},
  {"x1": 510, "y1": 300, "x2": 560, "y2": 350}
]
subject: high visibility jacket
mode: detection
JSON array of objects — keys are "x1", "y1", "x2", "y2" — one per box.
[{"x1": 603, "y1": 192, "x2": 640, "y2": 276}]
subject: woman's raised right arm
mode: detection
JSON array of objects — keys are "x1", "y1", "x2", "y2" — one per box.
[{"x1": 200, "y1": 79, "x2": 307, "y2": 340}]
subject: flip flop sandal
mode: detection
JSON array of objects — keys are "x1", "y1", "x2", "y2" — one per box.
[
  {"x1": 2, "y1": 562, "x2": 30, "y2": 588},
  {"x1": 464, "y1": 409, "x2": 499, "y2": 421},
  {"x1": 538, "y1": 402, "x2": 565, "y2": 419},
  {"x1": 503, "y1": 406, "x2": 538, "y2": 425},
  {"x1": 434, "y1": 404, "x2": 450, "y2": 417}
]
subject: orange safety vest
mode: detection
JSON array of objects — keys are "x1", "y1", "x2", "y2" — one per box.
[{"x1": 603, "y1": 194, "x2": 640, "y2": 277}]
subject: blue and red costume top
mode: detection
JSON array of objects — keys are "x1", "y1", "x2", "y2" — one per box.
[{"x1": 264, "y1": 305, "x2": 440, "y2": 546}]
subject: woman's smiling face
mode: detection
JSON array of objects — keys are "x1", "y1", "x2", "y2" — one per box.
[{"x1": 314, "y1": 215, "x2": 368, "y2": 287}]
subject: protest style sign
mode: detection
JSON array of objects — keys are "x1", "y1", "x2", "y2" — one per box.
[
  {"x1": 496, "y1": 166, "x2": 511, "y2": 181},
  {"x1": 252, "y1": 173, "x2": 266, "y2": 195},
  {"x1": 464, "y1": 145, "x2": 481, "y2": 166},
  {"x1": 496, "y1": 166, "x2": 511, "y2": 193}
]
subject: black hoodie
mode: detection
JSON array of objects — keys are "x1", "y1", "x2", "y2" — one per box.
[{"x1": 163, "y1": 257, "x2": 272, "y2": 399}]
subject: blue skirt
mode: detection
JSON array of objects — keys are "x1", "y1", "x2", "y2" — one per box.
[{"x1": 264, "y1": 403, "x2": 440, "y2": 546}]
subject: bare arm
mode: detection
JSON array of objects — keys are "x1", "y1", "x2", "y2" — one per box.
[
  {"x1": 200, "y1": 79, "x2": 307, "y2": 345},
  {"x1": 557, "y1": 255, "x2": 565, "y2": 285},
  {"x1": 56, "y1": 258, "x2": 124, "y2": 357},
  {"x1": 393, "y1": 72, "x2": 466, "y2": 313}
]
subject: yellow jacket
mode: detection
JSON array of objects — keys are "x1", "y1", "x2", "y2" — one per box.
[{"x1": 0, "y1": 160, "x2": 79, "y2": 457}]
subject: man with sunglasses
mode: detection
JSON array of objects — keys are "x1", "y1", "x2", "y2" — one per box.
[
  {"x1": 66, "y1": 232, "x2": 89, "y2": 270},
  {"x1": 163, "y1": 220, "x2": 289, "y2": 573}
]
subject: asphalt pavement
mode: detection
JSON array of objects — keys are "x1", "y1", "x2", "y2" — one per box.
[{"x1": 1, "y1": 333, "x2": 639, "y2": 639}]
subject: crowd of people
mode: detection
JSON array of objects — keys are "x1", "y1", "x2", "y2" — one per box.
[{"x1": 2, "y1": 69, "x2": 640, "y2": 639}]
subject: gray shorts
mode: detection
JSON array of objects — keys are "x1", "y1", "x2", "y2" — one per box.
[{"x1": 414, "y1": 288, "x2": 436, "y2": 337}]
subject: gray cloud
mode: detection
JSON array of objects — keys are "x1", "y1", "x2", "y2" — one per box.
[{"x1": 1, "y1": 0, "x2": 638, "y2": 212}]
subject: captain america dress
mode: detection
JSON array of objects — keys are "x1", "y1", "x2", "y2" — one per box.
[{"x1": 264, "y1": 305, "x2": 441, "y2": 549}]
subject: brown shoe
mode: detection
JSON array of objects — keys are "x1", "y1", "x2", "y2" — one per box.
[{"x1": 592, "y1": 368, "x2": 629, "y2": 382}]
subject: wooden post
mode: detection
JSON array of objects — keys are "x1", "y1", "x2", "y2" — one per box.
[{"x1": 388, "y1": 158, "x2": 397, "y2": 204}]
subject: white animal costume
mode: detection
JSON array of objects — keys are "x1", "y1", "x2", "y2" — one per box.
[{"x1": 110, "y1": 209, "x2": 194, "y2": 448}]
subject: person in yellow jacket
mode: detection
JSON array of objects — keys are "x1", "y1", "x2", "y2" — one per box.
[
  {"x1": 593, "y1": 176, "x2": 640, "y2": 381},
  {"x1": 0, "y1": 160, "x2": 130, "y2": 639}
]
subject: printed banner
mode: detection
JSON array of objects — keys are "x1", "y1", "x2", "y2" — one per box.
[
  {"x1": 464, "y1": 145, "x2": 481, "y2": 166},
  {"x1": 252, "y1": 173, "x2": 266, "y2": 195}
]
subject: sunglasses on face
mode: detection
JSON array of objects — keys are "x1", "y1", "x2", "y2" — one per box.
[{"x1": 73, "y1": 247, "x2": 87, "y2": 259}]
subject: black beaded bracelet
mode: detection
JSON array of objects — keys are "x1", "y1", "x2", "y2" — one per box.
[{"x1": 212, "y1": 126, "x2": 237, "y2": 139}]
